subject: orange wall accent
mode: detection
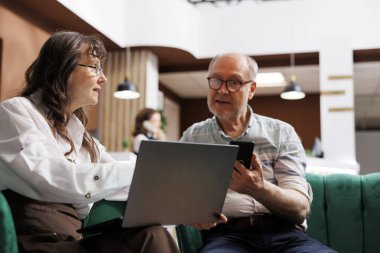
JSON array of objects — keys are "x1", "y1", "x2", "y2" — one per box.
[
  {"x1": 0, "y1": 4, "x2": 98, "y2": 131},
  {"x1": 0, "y1": 5, "x2": 50, "y2": 100},
  {"x1": 251, "y1": 94, "x2": 320, "y2": 149}
]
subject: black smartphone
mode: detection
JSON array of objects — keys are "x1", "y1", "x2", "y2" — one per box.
[{"x1": 229, "y1": 141, "x2": 255, "y2": 169}]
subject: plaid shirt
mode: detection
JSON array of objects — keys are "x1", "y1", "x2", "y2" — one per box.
[{"x1": 180, "y1": 106, "x2": 310, "y2": 218}]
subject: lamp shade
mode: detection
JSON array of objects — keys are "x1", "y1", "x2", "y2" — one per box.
[
  {"x1": 113, "y1": 79, "x2": 140, "y2": 99},
  {"x1": 280, "y1": 75, "x2": 305, "y2": 100}
]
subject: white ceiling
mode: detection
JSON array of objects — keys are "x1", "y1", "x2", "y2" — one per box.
[{"x1": 159, "y1": 61, "x2": 380, "y2": 128}]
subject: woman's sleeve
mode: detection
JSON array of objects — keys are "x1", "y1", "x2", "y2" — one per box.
[{"x1": 0, "y1": 100, "x2": 134, "y2": 204}]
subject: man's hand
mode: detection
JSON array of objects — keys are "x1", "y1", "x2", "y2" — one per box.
[
  {"x1": 229, "y1": 153, "x2": 310, "y2": 224},
  {"x1": 188, "y1": 214, "x2": 228, "y2": 230},
  {"x1": 230, "y1": 153, "x2": 264, "y2": 196}
]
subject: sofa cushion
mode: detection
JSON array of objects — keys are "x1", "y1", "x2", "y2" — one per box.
[
  {"x1": 305, "y1": 173, "x2": 328, "y2": 245},
  {"x1": 325, "y1": 174, "x2": 363, "y2": 253},
  {"x1": 362, "y1": 173, "x2": 380, "y2": 253}
]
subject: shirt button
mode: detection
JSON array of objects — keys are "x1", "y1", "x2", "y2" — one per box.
[
  {"x1": 85, "y1": 193, "x2": 91, "y2": 198},
  {"x1": 93, "y1": 175, "x2": 99, "y2": 181}
]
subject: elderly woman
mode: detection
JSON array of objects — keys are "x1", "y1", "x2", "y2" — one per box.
[{"x1": 0, "y1": 31, "x2": 179, "y2": 253}]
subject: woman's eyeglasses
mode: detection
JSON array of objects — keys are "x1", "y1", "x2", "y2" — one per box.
[{"x1": 77, "y1": 64, "x2": 103, "y2": 76}]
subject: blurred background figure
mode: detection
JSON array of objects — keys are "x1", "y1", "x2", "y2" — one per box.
[{"x1": 132, "y1": 108, "x2": 166, "y2": 154}]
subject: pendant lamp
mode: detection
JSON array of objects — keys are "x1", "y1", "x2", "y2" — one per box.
[
  {"x1": 280, "y1": 54, "x2": 305, "y2": 100},
  {"x1": 114, "y1": 78, "x2": 140, "y2": 99},
  {"x1": 113, "y1": 48, "x2": 140, "y2": 100}
]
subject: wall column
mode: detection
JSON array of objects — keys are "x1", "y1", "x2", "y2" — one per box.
[{"x1": 319, "y1": 38, "x2": 359, "y2": 171}]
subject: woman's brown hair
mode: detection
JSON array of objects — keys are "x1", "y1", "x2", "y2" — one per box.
[
  {"x1": 132, "y1": 108, "x2": 160, "y2": 137},
  {"x1": 20, "y1": 31, "x2": 107, "y2": 162}
]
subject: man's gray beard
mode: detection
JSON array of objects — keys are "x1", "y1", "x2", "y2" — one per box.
[{"x1": 208, "y1": 105, "x2": 237, "y2": 119}]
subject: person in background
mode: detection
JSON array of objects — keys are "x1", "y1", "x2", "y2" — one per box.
[
  {"x1": 132, "y1": 108, "x2": 166, "y2": 154},
  {"x1": 0, "y1": 31, "x2": 179, "y2": 253},
  {"x1": 180, "y1": 53, "x2": 337, "y2": 253}
]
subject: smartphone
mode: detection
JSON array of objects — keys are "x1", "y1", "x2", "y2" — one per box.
[{"x1": 229, "y1": 141, "x2": 255, "y2": 169}]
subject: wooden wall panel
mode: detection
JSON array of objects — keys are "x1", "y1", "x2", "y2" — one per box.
[{"x1": 100, "y1": 49, "x2": 157, "y2": 151}]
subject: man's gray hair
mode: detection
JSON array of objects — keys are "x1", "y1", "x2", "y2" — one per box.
[
  {"x1": 208, "y1": 53, "x2": 259, "y2": 81},
  {"x1": 246, "y1": 56, "x2": 258, "y2": 81}
]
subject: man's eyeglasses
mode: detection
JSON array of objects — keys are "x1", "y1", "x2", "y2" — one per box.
[
  {"x1": 77, "y1": 64, "x2": 103, "y2": 76},
  {"x1": 207, "y1": 77, "x2": 252, "y2": 93}
]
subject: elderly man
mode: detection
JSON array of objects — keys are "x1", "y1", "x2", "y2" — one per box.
[{"x1": 180, "y1": 53, "x2": 336, "y2": 253}]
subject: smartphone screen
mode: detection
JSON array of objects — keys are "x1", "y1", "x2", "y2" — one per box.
[{"x1": 229, "y1": 141, "x2": 255, "y2": 169}]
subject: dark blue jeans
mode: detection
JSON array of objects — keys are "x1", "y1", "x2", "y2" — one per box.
[{"x1": 200, "y1": 225, "x2": 337, "y2": 253}]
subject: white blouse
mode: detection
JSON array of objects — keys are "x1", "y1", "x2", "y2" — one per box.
[
  {"x1": 0, "y1": 97, "x2": 135, "y2": 218},
  {"x1": 132, "y1": 134, "x2": 149, "y2": 153}
]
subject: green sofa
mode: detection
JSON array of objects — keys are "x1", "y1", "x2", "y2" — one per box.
[
  {"x1": 0, "y1": 192, "x2": 18, "y2": 253},
  {"x1": 1, "y1": 173, "x2": 380, "y2": 253},
  {"x1": 175, "y1": 173, "x2": 380, "y2": 253}
]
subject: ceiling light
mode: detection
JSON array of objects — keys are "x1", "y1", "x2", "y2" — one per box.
[
  {"x1": 256, "y1": 72, "x2": 286, "y2": 87},
  {"x1": 280, "y1": 75, "x2": 305, "y2": 100},
  {"x1": 113, "y1": 79, "x2": 140, "y2": 99},
  {"x1": 113, "y1": 47, "x2": 140, "y2": 100},
  {"x1": 280, "y1": 54, "x2": 305, "y2": 100}
]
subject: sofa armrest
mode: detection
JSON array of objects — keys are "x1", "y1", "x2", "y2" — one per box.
[
  {"x1": 305, "y1": 173, "x2": 328, "y2": 244},
  {"x1": 0, "y1": 191, "x2": 18, "y2": 253},
  {"x1": 362, "y1": 173, "x2": 380, "y2": 253}
]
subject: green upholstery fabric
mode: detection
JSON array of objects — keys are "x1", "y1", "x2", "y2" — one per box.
[
  {"x1": 81, "y1": 200, "x2": 127, "y2": 238},
  {"x1": 82, "y1": 200, "x2": 127, "y2": 227},
  {"x1": 0, "y1": 191, "x2": 18, "y2": 253},
  {"x1": 175, "y1": 173, "x2": 380, "y2": 253},
  {"x1": 305, "y1": 173, "x2": 328, "y2": 245},
  {"x1": 325, "y1": 174, "x2": 363, "y2": 253},
  {"x1": 362, "y1": 173, "x2": 380, "y2": 253},
  {"x1": 176, "y1": 225, "x2": 203, "y2": 253}
]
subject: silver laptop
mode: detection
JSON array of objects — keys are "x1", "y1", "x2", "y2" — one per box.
[{"x1": 122, "y1": 140, "x2": 238, "y2": 227}]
